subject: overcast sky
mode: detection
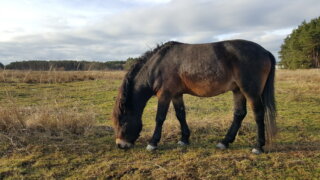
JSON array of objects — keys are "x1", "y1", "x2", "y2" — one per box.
[{"x1": 0, "y1": 0, "x2": 319, "y2": 64}]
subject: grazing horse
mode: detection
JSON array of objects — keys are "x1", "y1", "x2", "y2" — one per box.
[{"x1": 113, "y1": 40, "x2": 277, "y2": 154}]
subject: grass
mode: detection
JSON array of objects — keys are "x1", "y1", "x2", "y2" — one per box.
[
  {"x1": 0, "y1": 69, "x2": 319, "y2": 179},
  {"x1": 0, "y1": 70, "x2": 124, "y2": 83}
]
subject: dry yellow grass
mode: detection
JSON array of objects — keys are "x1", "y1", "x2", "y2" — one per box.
[
  {"x1": 0, "y1": 102, "x2": 96, "y2": 148},
  {"x1": 276, "y1": 69, "x2": 320, "y2": 83},
  {"x1": 276, "y1": 69, "x2": 320, "y2": 102},
  {"x1": 0, "y1": 70, "x2": 125, "y2": 83}
]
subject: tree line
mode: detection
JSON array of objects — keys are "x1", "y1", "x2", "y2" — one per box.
[
  {"x1": 279, "y1": 17, "x2": 320, "y2": 69},
  {"x1": 0, "y1": 60, "x2": 134, "y2": 71}
]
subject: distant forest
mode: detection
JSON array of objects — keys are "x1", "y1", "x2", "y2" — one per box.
[{"x1": 0, "y1": 60, "x2": 131, "y2": 71}]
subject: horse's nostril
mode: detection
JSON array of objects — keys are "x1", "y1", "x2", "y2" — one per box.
[{"x1": 116, "y1": 139, "x2": 133, "y2": 149}]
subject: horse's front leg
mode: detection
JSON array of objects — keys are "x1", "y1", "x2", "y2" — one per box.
[{"x1": 147, "y1": 92, "x2": 171, "y2": 151}]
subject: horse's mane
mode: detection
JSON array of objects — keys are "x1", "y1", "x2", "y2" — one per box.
[{"x1": 113, "y1": 41, "x2": 180, "y2": 125}]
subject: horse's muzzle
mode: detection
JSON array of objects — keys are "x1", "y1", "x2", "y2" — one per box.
[{"x1": 116, "y1": 138, "x2": 133, "y2": 149}]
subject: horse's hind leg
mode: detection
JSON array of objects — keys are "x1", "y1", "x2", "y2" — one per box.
[
  {"x1": 248, "y1": 96, "x2": 265, "y2": 154},
  {"x1": 217, "y1": 89, "x2": 247, "y2": 149},
  {"x1": 172, "y1": 95, "x2": 190, "y2": 145}
]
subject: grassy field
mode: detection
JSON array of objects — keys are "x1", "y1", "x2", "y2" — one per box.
[{"x1": 0, "y1": 69, "x2": 319, "y2": 179}]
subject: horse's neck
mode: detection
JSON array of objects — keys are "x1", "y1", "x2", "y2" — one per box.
[{"x1": 131, "y1": 77, "x2": 153, "y2": 116}]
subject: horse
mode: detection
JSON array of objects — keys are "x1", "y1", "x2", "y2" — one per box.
[{"x1": 112, "y1": 39, "x2": 277, "y2": 154}]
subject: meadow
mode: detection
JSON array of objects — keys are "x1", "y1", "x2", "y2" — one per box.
[{"x1": 0, "y1": 69, "x2": 319, "y2": 179}]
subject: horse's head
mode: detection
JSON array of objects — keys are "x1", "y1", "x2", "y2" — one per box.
[
  {"x1": 112, "y1": 53, "x2": 153, "y2": 149},
  {"x1": 113, "y1": 110, "x2": 142, "y2": 149},
  {"x1": 112, "y1": 74, "x2": 144, "y2": 149}
]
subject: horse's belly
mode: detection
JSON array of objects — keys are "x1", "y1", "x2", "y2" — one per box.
[
  {"x1": 182, "y1": 78, "x2": 235, "y2": 97},
  {"x1": 179, "y1": 62, "x2": 236, "y2": 97}
]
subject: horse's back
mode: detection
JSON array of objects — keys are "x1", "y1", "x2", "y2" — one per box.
[{"x1": 154, "y1": 40, "x2": 273, "y2": 97}]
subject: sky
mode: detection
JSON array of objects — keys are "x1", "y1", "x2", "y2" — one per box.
[{"x1": 0, "y1": 0, "x2": 319, "y2": 64}]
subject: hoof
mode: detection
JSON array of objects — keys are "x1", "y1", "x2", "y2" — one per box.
[
  {"x1": 146, "y1": 144, "x2": 157, "y2": 151},
  {"x1": 216, "y1": 142, "x2": 227, "y2": 150},
  {"x1": 177, "y1": 141, "x2": 188, "y2": 146},
  {"x1": 252, "y1": 148, "x2": 263, "y2": 154}
]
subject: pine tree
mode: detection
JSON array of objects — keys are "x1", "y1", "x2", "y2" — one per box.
[{"x1": 279, "y1": 17, "x2": 320, "y2": 69}]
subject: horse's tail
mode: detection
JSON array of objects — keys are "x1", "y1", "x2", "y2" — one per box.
[{"x1": 263, "y1": 52, "x2": 277, "y2": 145}]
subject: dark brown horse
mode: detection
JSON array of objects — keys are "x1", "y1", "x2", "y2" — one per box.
[{"x1": 113, "y1": 39, "x2": 276, "y2": 154}]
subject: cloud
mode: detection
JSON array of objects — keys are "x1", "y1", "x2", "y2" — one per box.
[
  {"x1": 0, "y1": 0, "x2": 320, "y2": 64},
  {"x1": 120, "y1": 0, "x2": 171, "y2": 4}
]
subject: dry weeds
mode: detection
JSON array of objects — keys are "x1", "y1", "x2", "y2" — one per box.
[
  {"x1": 0, "y1": 103, "x2": 96, "y2": 148},
  {"x1": 276, "y1": 69, "x2": 320, "y2": 83},
  {"x1": 0, "y1": 70, "x2": 125, "y2": 83}
]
